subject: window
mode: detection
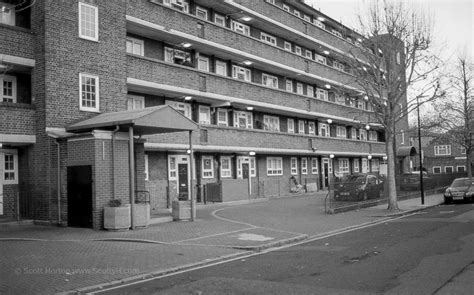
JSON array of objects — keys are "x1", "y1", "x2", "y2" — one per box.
[
  {"x1": 353, "y1": 159, "x2": 360, "y2": 173},
  {"x1": 165, "y1": 100, "x2": 192, "y2": 119},
  {"x1": 301, "y1": 157, "x2": 308, "y2": 174},
  {"x1": 126, "y1": 37, "x2": 144, "y2": 56},
  {"x1": 286, "y1": 79, "x2": 293, "y2": 92},
  {"x1": 267, "y1": 157, "x2": 283, "y2": 175},
  {"x1": 316, "y1": 88, "x2": 328, "y2": 100},
  {"x1": 232, "y1": 65, "x2": 251, "y2": 82},
  {"x1": 233, "y1": 111, "x2": 253, "y2": 129},
  {"x1": 445, "y1": 166, "x2": 453, "y2": 174},
  {"x1": 164, "y1": 0, "x2": 189, "y2": 12},
  {"x1": 308, "y1": 122, "x2": 315, "y2": 135},
  {"x1": 282, "y1": 4, "x2": 289, "y2": 12},
  {"x1": 215, "y1": 60, "x2": 227, "y2": 76},
  {"x1": 461, "y1": 147, "x2": 466, "y2": 154},
  {"x1": 336, "y1": 126, "x2": 346, "y2": 138},
  {"x1": 433, "y1": 166, "x2": 441, "y2": 174},
  {"x1": 79, "y1": 73, "x2": 99, "y2": 112},
  {"x1": 298, "y1": 120, "x2": 305, "y2": 134},
  {"x1": 359, "y1": 129, "x2": 367, "y2": 141},
  {"x1": 220, "y1": 156, "x2": 232, "y2": 178},
  {"x1": 295, "y1": 46, "x2": 302, "y2": 55},
  {"x1": 195, "y1": 6, "x2": 208, "y2": 20},
  {"x1": 313, "y1": 19, "x2": 325, "y2": 29},
  {"x1": 332, "y1": 30, "x2": 342, "y2": 38},
  {"x1": 198, "y1": 56, "x2": 210, "y2": 72},
  {"x1": 199, "y1": 105, "x2": 211, "y2": 124},
  {"x1": 202, "y1": 156, "x2": 214, "y2": 178},
  {"x1": 217, "y1": 109, "x2": 228, "y2": 126},
  {"x1": 361, "y1": 158, "x2": 368, "y2": 173},
  {"x1": 296, "y1": 83, "x2": 303, "y2": 95},
  {"x1": 371, "y1": 159, "x2": 380, "y2": 172},
  {"x1": 335, "y1": 94, "x2": 345, "y2": 104},
  {"x1": 293, "y1": 10, "x2": 300, "y2": 17},
  {"x1": 318, "y1": 123, "x2": 330, "y2": 137},
  {"x1": 305, "y1": 50, "x2": 312, "y2": 59},
  {"x1": 311, "y1": 158, "x2": 318, "y2": 174},
  {"x1": 263, "y1": 115, "x2": 280, "y2": 132},
  {"x1": 369, "y1": 131, "x2": 378, "y2": 141},
  {"x1": 333, "y1": 61, "x2": 344, "y2": 71},
  {"x1": 144, "y1": 154, "x2": 149, "y2": 181},
  {"x1": 1, "y1": 75, "x2": 17, "y2": 103},
  {"x1": 214, "y1": 13, "x2": 225, "y2": 26},
  {"x1": 164, "y1": 47, "x2": 192, "y2": 65},
  {"x1": 284, "y1": 41, "x2": 292, "y2": 51},
  {"x1": 457, "y1": 166, "x2": 466, "y2": 173},
  {"x1": 290, "y1": 157, "x2": 298, "y2": 175},
  {"x1": 351, "y1": 128, "x2": 357, "y2": 139},
  {"x1": 287, "y1": 119, "x2": 295, "y2": 133},
  {"x1": 307, "y1": 86, "x2": 314, "y2": 98},
  {"x1": 262, "y1": 74, "x2": 278, "y2": 88},
  {"x1": 78, "y1": 2, "x2": 98, "y2": 41},
  {"x1": 338, "y1": 159, "x2": 349, "y2": 173},
  {"x1": 303, "y1": 15, "x2": 311, "y2": 22},
  {"x1": 231, "y1": 20, "x2": 250, "y2": 35},
  {"x1": 3, "y1": 150, "x2": 18, "y2": 184},
  {"x1": 434, "y1": 145, "x2": 451, "y2": 156},
  {"x1": 265, "y1": 0, "x2": 275, "y2": 4},
  {"x1": 127, "y1": 95, "x2": 145, "y2": 110},
  {"x1": 168, "y1": 155, "x2": 177, "y2": 179},
  {"x1": 261, "y1": 32, "x2": 277, "y2": 46},
  {"x1": 315, "y1": 54, "x2": 327, "y2": 64},
  {"x1": 237, "y1": 156, "x2": 256, "y2": 178},
  {"x1": 0, "y1": 3, "x2": 14, "y2": 25}
]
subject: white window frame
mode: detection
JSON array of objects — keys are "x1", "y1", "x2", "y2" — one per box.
[
  {"x1": 214, "y1": 13, "x2": 225, "y2": 26},
  {"x1": 353, "y1": 159, "x2": 360, "y2": 173},
  {"x1": 198, "y1": 56, "x2": 210, "y2": 72},
  {"x1": 401, "y1": 130, "x2": 405, "y2": 144},
  {"x1": 298, "y1": 120, "x2": 305, "y2": 134},
  {"x1": 315, "y1": 54, "x2": 327, "y2": 65},
  {"x1": 2, "y1": 149, "x2": 18, "y2": 185},
  {"x1": 457, "y1": 165, "x2": 466, "y2": 173},
  {"x1": 168, "y1": 155, "x2": 177, "y2": 180},
  {"x1": 286, "y1": 79, "x2": 293, "y2": 92},
  {"x1": 369, "y1": 130, "x2": 378, "y2": 141},
  {"x1": 202, "y1": 156, "x2": 214, "y2": 178},
  {"x1": 296, "y1": 83, "x2": 303, "y2": 95},
  {"x1": 444, "y1": 166, "x2": 454, "y2": 174},
  {"x1": 263, "y1": 115, "x2": 280, "y2": 132},
  {"x1": 262, "y1": 73, "x2": 279, "y2": 89},
  {"x1": 295, "y1": 46, "x2": 302, "y2": 55},
  {"x1": 313, "y1": 19, "x2": 325, "y2": 29},
  {"x1": 79, "y1": 73, "x2": 100, "y2": 112},
  {"x1": 282, "y1": 4, "x2": 289, "y2": 12},
  {"x1": 220, "y1": 156, "x2": 232, "y2": 178},
  {"x1": 127, "y1": 95, "x2": 145, "y2": 110},
  {"x1": 359, "y1": 129, "x2": 367, "y2": 141},
  {"x1": 284, "y1": 41, "x2": 292, "y2": 51},
  {"x1": 164, "y1": 47, "x2": 191, "y2": 64},
  {"x1": 307, "y1": 85, "x2": 314, "y2": 98},
  {"x1": 371, "y1": 159, "x2": 380, "y2": 172},
  {"x1": 199, "y1": 105, "x2": 211, "y2": 125},
  {"x1": 231, "y1": 20, "x2": 250, "y2": 36},
  {"x1": 195, "y1": 6, "x2": 208, "y2": 20},
  {"x1": 78, "y1": 2, "x2": 98, "y2": 41},
  {"x1": 305, "y1": 50, "x2": 312, "y2": 59},
  {"x1": 260, "y1": 32, "x2": 277, "y2": 46},
  {"x1": 293, "y1": 10, "x2": 300, "y2": 17},
  {"x1": 308, "y1": 122, "x2": 315, "y2": 135},
  {"x1": 434, "y1": 145, "x2": 451, "y2": 156},
  {"x1": 351, "y1": 128, "x2": 357, "y2": 140},
  {"x1": 303, "y1": 15, "x2": 311, "y2": 22},
  {"x1": 332, "y1": 30, "x2": 342, "y2": 38},
  {"x1": 233, "y1": 111, "x2": 253, "y2": 129},
  {"x1": 338, "y1": 158, "x2": 350, "y2": 173},
  {"x1": 215, "y1": 60, "x2": 227, "y2": 76},
  {"x1": 316, "y1": 88, "x2": 328, "y2": 100},
  {"x1": 126, "y1": 37, "x2": 144, "y2": 56},
  {"x1": 318, "y1": 123, "x2": 330, "y2": 137},
  {"x1": 217, "y1": 108, "x2": 228, "y2": 126},
  {"x1": 1, "y1": 75, "x2": 17, "y2": 103},
  {"x1": 237, "y1": 156, "x2": 256, "y2": 178},
  {"x1": 333, "y1": 61, "x2": 344, "y2": 71},
  {"x1": 336, "y1": 126, "x2": 346, "y2": 138},
  {"x1": 165, "y1": 100, "x2": 192, "y2": 119},
  {"x1": 301, "y1": 157, "x2": 308, "y2": 174},
  {"x1": 290, "y1": 157, "x2": 298, "y2": 175},
  {"x1": 311, "y1": 158, "x2": 318, "y2": 174},
  {"x1": 144, "y1": 154, "x2": 149, "y2": 181},
  {"x1": 361, "y1": 158, "x2": 368, "y2": 173},
  {"x1": 287, "y1": 118, "x2": 295, "y2": 133},
  {"x1": 267, "y1": 157, "x2": 283, "y2": 176},
  {"x1": 433, "y1": 166, "x2": 441, "y2": 174},
  {"x1": 232, "y1": 65, "x2": 251, "y2": 82}
]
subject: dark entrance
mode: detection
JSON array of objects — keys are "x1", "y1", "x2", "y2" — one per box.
[
  {"x1": 67, "y1": 166, "x2": 93, "y2": 228},
  {"x1": 242, "y1": 163, "x2": 249, "y2": 179},
  {"x1": 178, "y1": 163, "x2": 188, "y2": 200},
  {"x1": 323, "y1": 162, "x2": 329, "y2": 188}
]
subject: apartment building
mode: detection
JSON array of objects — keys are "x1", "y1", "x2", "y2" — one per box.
[{"x1": 0, "y1": 0, "x2": 409, "y2": 229}]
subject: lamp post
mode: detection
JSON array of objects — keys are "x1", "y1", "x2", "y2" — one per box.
[{"x1": 417, "y1": 96, "x2": 425, "y2": 205}]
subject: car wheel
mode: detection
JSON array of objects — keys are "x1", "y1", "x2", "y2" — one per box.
[{"x1": 444, "y1": 198, "x2": 451, "y2": 204}]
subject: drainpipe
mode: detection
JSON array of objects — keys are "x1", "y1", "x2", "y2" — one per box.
[
  {"x1": 129, "y1": 126, "x2": 135, "y2": 229},
  {"x1": 111, "y1": 126, "x2": 120, "y2": 200},
  {"x1": 46, "y1": 133, "x2": 62, "y2": 226}
]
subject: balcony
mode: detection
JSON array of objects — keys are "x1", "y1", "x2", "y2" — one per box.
[
  {"x1": 0, "y1": 25, "x2": 35, "y2": 60},
  {"x1": 0, "y1": 103, "x2": 36, "y2": 135}
]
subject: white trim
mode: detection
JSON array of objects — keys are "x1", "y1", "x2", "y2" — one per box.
[
  {"x1": 78, "y1": 2, "x2": 98, "y2": 41},
  {"x1": 220, "y1": 156, "x2": 232, "y2": 178},
  {"x1": 198, "y1": 55, "x2": 210, "y2": 72},
  {"x1": 202, "y1": 155, "x2": 214, "y2": 178},
  {"x1": 214, "y1": 13, "x2": 226, "y2": 26},
  {"x1": 79, "y1": 73, "x2": 100, "y2": 112},
  {"x1": 287, "y1": 118, "x2": 295, "y2": 133},
  {"x1": 0, "y1": 75, "x2": 17, "y2": 103},
  {"x1": 0, "y1": 134, "x2": 36, "y2": 144},
  {"x1": 127, "y1": 94, "x2": 145, "y2": 110},
  {"x1": 198, "y1": 105, "x2": 211, "y2": 124},
  {"x1": 432, "y1": 166, "x2": 441, "y2": 174},
  {"x1": 301, "y1": 157, "x2": 308, "y2": 174},
  {"x1": 444, "y1": 166, "x2": 454, "y2": 174},
  {"x1": 126, "y1": 37, "x2": 144, "y2": 56},
  {"x1": 195, "y1": 5, "x2": 208, "y2": 20},
  {"x1": 290, "y1": 157, "x2": 298, "y2": 175},
  {"x1": 267, "y1": 156, "x2": 283, "y2": 176},
  {"x1": 216, "y1": 108, "x2": 228, "y2": 126},
  {"x1": 311, "y1": 157, "x2": 318, "y2": 174},
  {"x1": 0, "y1": 54, "x2": 35, "y2": 67},
  {"x1": 144, "y1": 154, "x2": 149, "y2": 181},
  {"x1": 2, "y1": 149, "x2": 18, "y2": 185}
]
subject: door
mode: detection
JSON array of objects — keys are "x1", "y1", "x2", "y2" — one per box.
[
  {"x1": 242, "y1": 163, "x2": 249, "y2": 179},
  {"x1": 178, "y1": 163, "x2": 189, "y2": 200},
  {"x1": 67, "y1": 166, "x2": 93, "y2": 228}
]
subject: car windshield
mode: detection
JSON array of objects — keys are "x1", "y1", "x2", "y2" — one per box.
[{"x1": 451, "y1": 179, "x2": 474, "y2": 187}]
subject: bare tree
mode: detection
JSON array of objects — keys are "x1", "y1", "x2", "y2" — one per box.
[
  {"x1": 345, "y1": 0, "x2": 445, "y2": 211},
  {"x1": 431, "y1": 55, "x2": 473, "y2": 178}
]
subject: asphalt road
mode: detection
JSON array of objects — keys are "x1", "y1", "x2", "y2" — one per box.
[{"x1": 97, "y1": 203, "x2": 474, "y2": 295}]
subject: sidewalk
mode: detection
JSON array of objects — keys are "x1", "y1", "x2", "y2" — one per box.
[{"x1": 0, "y1": 192, "x2": 444, "y2": 295}]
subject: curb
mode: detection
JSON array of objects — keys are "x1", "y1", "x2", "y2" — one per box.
[{"x1": 231, "y1": 234, "x2": 309, "y2": 251}]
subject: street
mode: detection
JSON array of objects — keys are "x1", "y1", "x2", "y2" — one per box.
[{"x1": 97, "y1": 203, "x2": 474, "y2": 295}]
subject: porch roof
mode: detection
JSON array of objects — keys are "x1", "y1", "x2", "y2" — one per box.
[{"x1": 66, "y1": 105, "x2": 198, "y2": 135}]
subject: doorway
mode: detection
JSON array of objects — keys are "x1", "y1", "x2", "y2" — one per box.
[
  {"x1": 67, "y1": 166, "x2": 93, "y2": 228},
  {"x1": 178, "y1": 163, "x2": 189, "y2": 200}
]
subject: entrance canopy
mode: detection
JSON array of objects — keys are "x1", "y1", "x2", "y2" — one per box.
[
  {"x1": 66, "y1": 105, "x2": 198, "y2": 135},
  {"x1": 397, "y1": 146, "x2": 417, "y2": 157}
]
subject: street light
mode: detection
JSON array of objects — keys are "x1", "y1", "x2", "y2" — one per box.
[{"x1": 417, "y1": 95, "x2": 425, "y2": 205}]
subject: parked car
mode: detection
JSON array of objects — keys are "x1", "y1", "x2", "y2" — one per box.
[
  {"x1": 334, "y1": 174, "x2": 385, "y2": 201},
  {"x1": 399, "y1": 171, "x2": 434, "y2": 191},
  {"x1": 444, "y1": 177, "x2": 474, "y2": 204}
]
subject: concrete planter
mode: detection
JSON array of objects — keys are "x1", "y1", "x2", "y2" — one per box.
[
  {"x1": 172, "y1": 200, "x2": 193, "y2": 221},
  {"x1": 104, "y1": 204, "x2": 131, "y2": 231},
  {"x1": 133, "y1": 203, "x2": 150, "y2": 228}
]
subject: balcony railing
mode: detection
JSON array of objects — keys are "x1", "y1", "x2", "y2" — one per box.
[{"x1": 0, "y1": 103, "x2": 36, "y2": 135}]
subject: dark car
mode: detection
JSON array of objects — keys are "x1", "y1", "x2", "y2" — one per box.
[
  {"x1": 444, "y1": 177, "x2": 474, "y2": 204},
  {"x1": 399, "y1": 171, "x2": 434, "y2": 191},
  {"x1": 334, "y1": 174, "x2": 385, "y2": 201}
]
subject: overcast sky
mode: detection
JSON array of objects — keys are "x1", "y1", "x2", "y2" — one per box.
[{"x1": 305, "y1": 0, "x2": 473, "y2": 62}]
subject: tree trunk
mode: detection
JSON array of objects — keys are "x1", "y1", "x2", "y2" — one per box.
[{"x1": 386, "y1": 134, "x2": 399, "y2": 211}]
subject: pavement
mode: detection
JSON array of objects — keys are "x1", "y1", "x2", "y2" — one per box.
[{"x1": 0, "y1": 191, "x2": 445, "y2": 295}]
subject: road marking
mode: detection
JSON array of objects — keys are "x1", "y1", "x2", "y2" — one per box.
[
  {"x1": 439, "y1": 211, "x2": 455, "y2": 214},
  {"x1": 236, "y1": 233, "x2": 274, "y2": 241}
]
